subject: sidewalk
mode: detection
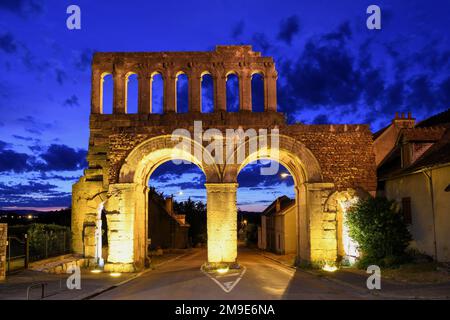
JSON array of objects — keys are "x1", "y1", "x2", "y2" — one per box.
[
  {"x1": 0, "y1": 249, "x2": 192, "y2": 300},
  {"x1": 260, "y1": 250, "x2": 450, "y2": 300}
]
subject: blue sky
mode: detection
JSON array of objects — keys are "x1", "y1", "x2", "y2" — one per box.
[{"x1": 0, "y1": 0, "x2": 449, "y2": 210}]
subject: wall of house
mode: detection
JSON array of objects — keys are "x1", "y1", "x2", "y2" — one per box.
[
  {"x1": 433, "y1": 166, "x2": 450, "y2": 262},
  {"x1": 283, "y1": 205, "x2": 297, "y2": 254},
  {"x1": 274, "y1": 215, "x2": 284, "y2": 254},
  {"x1": 258, "y1": 216, "x2": 267, "y2": 250},
  {"x1": 148, "y1": 196, "x2": 189, "y2": 250},
  {"x1": 0, "y1": 224, "x2": 6, "y2": 280},
  {"x1": 385, "y1": 164, "x2": 450, "y2": 261}
]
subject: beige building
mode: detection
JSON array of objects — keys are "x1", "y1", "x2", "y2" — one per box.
[
  {"x1": 376, "y1": 109, "x2": 450, "y2": 262},
  {"x1": 258, "y1": 196, "x2": 297, "y2": 255}
]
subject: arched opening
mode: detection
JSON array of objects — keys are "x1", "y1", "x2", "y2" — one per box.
[
  {"x1": 251, "y1": 73, "x2": 264, "y2": 112},
  {"x1": 328, "y1": 191, "x2": 362, "y2": 265},
  {"x1": 148, "y1": 160, "x2": 207, "y2": 253},
  {"x1": 126, "y1": 73, "x2": 138, "y2": 114},
  {"x1": 176, "y1": 72, "x2": 188, "y2": 113},
  {"x1": 201, "y1": 72, "x2": 214, "y2": 113},
  {"x1": 151, "y1": 72, "x2": 164, "y2": 114},
  {"x1": 226, "y1": 73, "x2": 239, "y2": 112},
  {"x1": 228, "y1": 135, "x2": 325, "y2": 265},
  {"x1": 101, "y1": 73, "x2": 113, "y2": 114},
  {"x1": 237, "y1": 159, "x2": 296, "y2": 260}
]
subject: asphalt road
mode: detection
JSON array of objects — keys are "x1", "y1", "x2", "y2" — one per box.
[{"x1": 93, "y1": 248, "x2": 373, "y2": 300}]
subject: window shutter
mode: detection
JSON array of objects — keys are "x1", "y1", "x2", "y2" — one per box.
[{"x1": 401, "y1": 197, "x2": 412, "y2": 224}]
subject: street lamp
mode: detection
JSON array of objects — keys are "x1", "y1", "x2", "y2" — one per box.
[{"x1": 280, "y1": 172, "x2": 291, "y2": 179}]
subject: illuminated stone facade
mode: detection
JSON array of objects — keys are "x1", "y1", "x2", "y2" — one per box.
[{"x1": 72, "y1": 46, "x2": 377, "y2": 272}]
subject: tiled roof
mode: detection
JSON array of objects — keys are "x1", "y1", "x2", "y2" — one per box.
[
  {"x1": 400, "y1": 127, "x2": 446, "y2": 142},
  {"x1": 262, "y1": 196, "x2": 295, "y2": 216},
  {"x1": 416, "y1": 108, "x2": 450, "y2": 128},
  {"x1": 379, "y1": 127, "x2": 450, "y2": 179},
  {"x1": 407, "y1": 128, "x2": 450, "y2": 171}
]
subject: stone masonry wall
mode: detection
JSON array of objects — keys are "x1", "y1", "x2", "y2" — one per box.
[
  {"x1": 86, "y1": 112, "x2": 377, "y2": 193},
  {"x1": 0, "y1": 223, "x2": 7, "y2": 280}
]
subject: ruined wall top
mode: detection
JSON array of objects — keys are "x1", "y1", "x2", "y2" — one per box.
[
  {"x1": 91, "y1": 45, "x2": 278, "y2": 114},
  {"x1": 92, "y1": 45, "x2": 274, "y2": 68}
]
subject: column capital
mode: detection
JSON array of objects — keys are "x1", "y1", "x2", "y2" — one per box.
[{"x1": 205, "y1": 182, "x2": 239, "y2": 192}]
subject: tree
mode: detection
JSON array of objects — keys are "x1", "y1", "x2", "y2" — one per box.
[{"x1": 346, "y1": 196, "x2": 412, "y2": 268}]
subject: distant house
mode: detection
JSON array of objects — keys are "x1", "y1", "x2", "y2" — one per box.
[
  {"x1": 148, "y1": 190, "x2": 190, "y2": 250},
  {"x1": 258, "y1": 196, "x2": 296, "y2": 255},
  {"x1": 374, "y1": 109, "x2": 450, "y2": 262}
]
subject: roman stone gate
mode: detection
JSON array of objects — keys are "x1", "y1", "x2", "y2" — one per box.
[{"x1": 72, "y1": 46, "x2": 376, "y2": 272}]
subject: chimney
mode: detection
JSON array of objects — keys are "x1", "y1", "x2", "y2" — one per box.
[
  {"x1": 275, "y1": 198, "x2": 281, "y2": 212},
  {"x1": 392, "y1": 111, "x2": 415, "y2": 129},
  {"x1": 165, "y1": 197, "x2": 173, "y2": 215}
]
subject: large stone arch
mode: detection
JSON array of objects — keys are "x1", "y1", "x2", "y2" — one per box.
[
  {"x1": 118, "y1": 134, "x2": 221, "y2": 184},
  {"x1": 104, "y1": 135, "x2": 221, "y2": 272},
  {"x1": 222, "y1": 134, "x2": 340, "y2": 264}
]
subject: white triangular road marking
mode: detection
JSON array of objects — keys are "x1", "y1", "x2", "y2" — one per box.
[{"x1": 200, "y1": 266, "x2": 247, "y2": 293}]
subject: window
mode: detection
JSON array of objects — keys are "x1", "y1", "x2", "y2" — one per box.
[
  {"x1": 226, "y1": 73, "x2": 239, "y2": 112},
  {"x1": 401, "y1": 197, "x2": 412, "y2": 224}
]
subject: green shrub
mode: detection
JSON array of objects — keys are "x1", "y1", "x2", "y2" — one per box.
[
  {"x1": 27, "y1": 223, "x2": 71, "y2": 260},
  {"x1": 346, "y1": 197, "x2": 412, "y2": 268}
]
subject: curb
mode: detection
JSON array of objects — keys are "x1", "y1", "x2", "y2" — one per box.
[{"x1": 259, "y1": 252, "x2": 450, "y2": 300}]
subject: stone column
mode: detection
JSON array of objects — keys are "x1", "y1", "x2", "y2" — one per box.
[
  {"x1": 189, "y1": 73, "x2": 202, "y2": 112},
  {"x1": 239, "y1": 71, "x2": 252, "y2": 111},
  {"x1": 163, "y1": 72, "x2": 177, "y2": 113},
  {"x1": 113, "y1": 70, "x2": 127, "y2": 114},
  {"x1": 104, "y1": 183, "x2": 137, "y2": 273},
  {"x1": 91, "y1": 67, "x2": 102, "y2": 114},
  {"x1": 213, "y1": 73, "x2": 227, "y2": 111},
  {"x1": 205, "y1": 183, "x2": 238, "y2": 264},
  {"x1": 0, "y1": 224, "x2": 7, "y2": 281},
  {"x1": 305, "y1": 183, "x2": 336, "y2": 264},
  {"x1": 71, "y1": 179, "x2": 105, "y2": 259},
  {"x1": 265, "y1": 71, "x2": 277, "y2": 112},
  {"x1": 138, "y1": 74, "x2": 152, "y2": 114}
]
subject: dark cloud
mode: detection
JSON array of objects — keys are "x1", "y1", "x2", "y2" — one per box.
[
  {"x1": 163, "y1": 180, "x2": 205, "y2": 190},
  {"x1": 0, "y1": 148, "x2": 32, "y2": 172},
  {"x1": 275, "y1": 20, "x2": 449, "y2": 125},
  {"x1": 237, "y1": 161, "x2": 294, "y2": 188},
  {"x1": 0, "y1": 0, "x2": 43, "y2": 16},
  {"x1": 12, "y1": 135, "x2": 33, "y2": 141},
  {"x1": 277, "y1": 15, "x2": 300, "y2": 45},
  {"x1": 55, "y1": 68, "x2": 67, "y2": 85},
  {"x1": 74, "y1": 49, "x2": 94, "y2": 72},
  {"x1": 0, "y1": 140, "x2": 87, "y2": 173},
  {"x1": 251, "y1": 33, "x2": 271, "y2": 54},
  {"x1": 280, "y1": 32, "x2": 362, "y2": 111},
  {"x1": 63, "y1": 95, "x2": 79, "y2": 107},
  {"x1": 17, "y1": 115, "x2": 53, "y2": 135},
  {"x1": 312, "y1": 114, "x2": 329, "y2": 124},
  {"x1": 0, "y1": 181, "x2": 70, "y2": 208},
  {"x1": 151, "y1": 161, "x2": 203, "y2": 183},
  {"x1": 37, "y1": 144, "x2": 87, "y2": 171},
  {"x1": 231, "y1": 20, "x2": 245, "y2": 40},
  {"x1": 38, "y1": 172, "x2": 81, "y2": 181},
  {"x1": 0, "y1": 33, "x2": 17, "y2": 53}
]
